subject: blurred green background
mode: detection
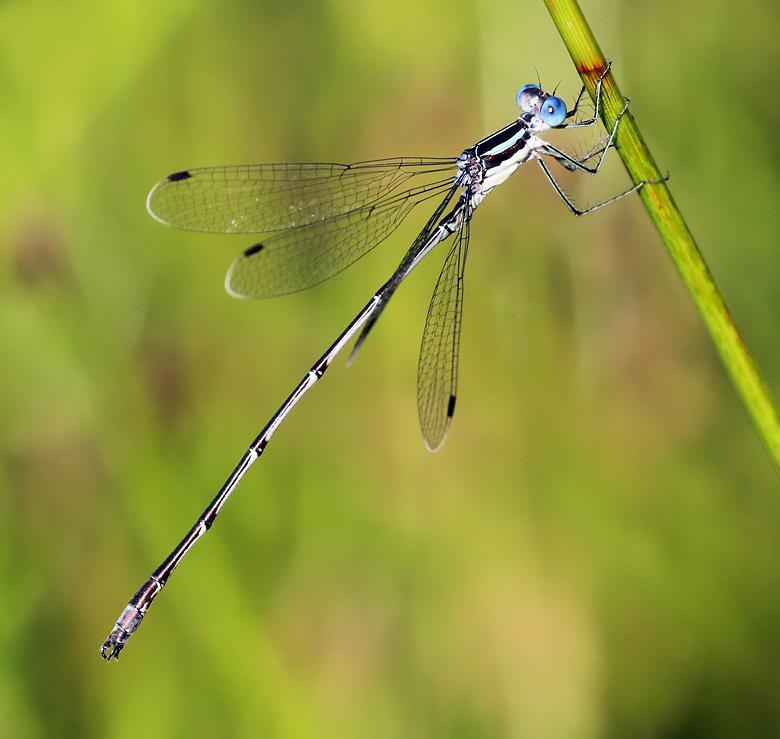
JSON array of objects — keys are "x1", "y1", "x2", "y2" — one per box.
[{"x1": 1, "y1": 0, "x2": 779, "y2": 736}]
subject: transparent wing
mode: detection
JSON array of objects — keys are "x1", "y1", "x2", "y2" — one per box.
[
  {"x1": 417, "y1": 216, "x2": 471, "y2": 451},
  {"x1": 226, "y1": 178, "x2": 454, "y2": 299},
  {"x1": 347, "y1": 178, "x2": 464, "y2": 362},
  {"x1": 147, "y1": 158, "x2": 456, "y2": 234}
]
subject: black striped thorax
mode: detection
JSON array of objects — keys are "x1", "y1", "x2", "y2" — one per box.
[
  {"x1": 472, "y1": 113, "x2": 535, "y2": 171},
  {"x1": 456, "y1": 113, "x2": 538, "y2": 199}
]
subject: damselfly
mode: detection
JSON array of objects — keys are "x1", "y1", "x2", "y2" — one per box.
[{"x1": 102, "y1": 63, "x2": 664, "y2": 660}]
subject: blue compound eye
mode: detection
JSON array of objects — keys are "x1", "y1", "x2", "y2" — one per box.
[
  {"x1": 540, "y1": 96, "x2": 567, "y2": 127},
  {"x1": 516, "y1": 83, "x2": 540, "y2": 108}
]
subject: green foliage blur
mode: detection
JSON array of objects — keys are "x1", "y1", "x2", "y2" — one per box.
[{"x1": 1, "y1": 0, "x2": 778, "y2": 736}]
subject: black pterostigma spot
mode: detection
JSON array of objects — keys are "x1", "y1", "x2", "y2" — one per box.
[
  {"x1": 447, "y1": 394, "x2": 457, "y2": 418},
  {"x1": 243, "y1": 243, "x2": 264, "y2": 257}
]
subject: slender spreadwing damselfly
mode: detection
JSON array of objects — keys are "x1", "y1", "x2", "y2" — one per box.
[{"x1": 102, "y1": 62, "x2": 665, "y2": 660}]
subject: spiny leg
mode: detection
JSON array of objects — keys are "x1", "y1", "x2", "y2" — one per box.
[
  {"x1": 561, "y1": 60, "x2": 612, "y2": 128},
  {"x1": 550, "y1": 134, "x2": 613, "y2": 173},
  {"x1": 542, "y1": 97, "x2": 632, "y2": 177},
  {"x1": 565, "y1": 84, "x2": 588, "y2": 121},
  {"x1": 537, "y1": 157, "x2": 667, "y2": 217}
]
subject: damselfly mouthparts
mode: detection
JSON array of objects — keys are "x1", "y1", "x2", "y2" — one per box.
[{"x1": 102, "y1": 63, "x2": 664, "y2": 660}]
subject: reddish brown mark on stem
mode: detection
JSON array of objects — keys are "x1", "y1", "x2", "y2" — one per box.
[{"x1": 575, "y1": 60, "x2": 607, "y2": 76}]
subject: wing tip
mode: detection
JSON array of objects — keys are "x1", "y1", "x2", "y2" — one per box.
[
  {"x1": 423, "y1": 432, "x2": 447, "y2": 453},
  {"x1": 146, "y1": 170, "x2": 195, "y2": 224},
  {"x1": 224, "y1": 258, "x2": 250, "y2": 299},
  {"x1": 145, "y1": 180, "x2": 166, "y2": 224},
  {"x1": 422, "y1": 396, "x2": 457, "y2": 452}
]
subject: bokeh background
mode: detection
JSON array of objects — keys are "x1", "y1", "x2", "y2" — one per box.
[{"x1": 1, "y1": 0, "x2": 779, "y2": 736}]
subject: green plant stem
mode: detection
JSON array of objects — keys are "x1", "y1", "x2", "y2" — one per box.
[{"x1": 543, "y1": 0, "x2": 780, "y2": 469}]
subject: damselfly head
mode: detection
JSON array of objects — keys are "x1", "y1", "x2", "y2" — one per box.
[{"x1": 516, "y1": 84, "x2": 568, "y2": 128}]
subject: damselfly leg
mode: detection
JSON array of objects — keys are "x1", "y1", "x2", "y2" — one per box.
[
  {"x1": 539, "y1": 93, "x2": 669, "y2": 216},
  {"x1": 560, "y1": 60, "x2": 612, "y2": 128}
]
